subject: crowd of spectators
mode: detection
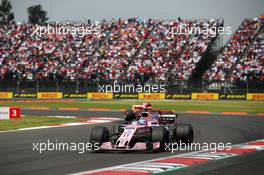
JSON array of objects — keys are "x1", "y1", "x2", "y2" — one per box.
[
  {"x1": 0, "y1": 18, "x2": 221, "y2": 82},
  {"x1": 203, "y1": 18, "x2": 264, "y2": 81},
  {"x1": 232, "y1": 27, "x2": 264, "y2": 81},
  {"x1": 128, "y1": 19, "x2": 219, "y2": 81},
  {"x1": 169, "y1": 19, "x2": 218, "y2": 80},
  {"x1": 0, "y1": 21, "x2": 111, "y2": 80}
]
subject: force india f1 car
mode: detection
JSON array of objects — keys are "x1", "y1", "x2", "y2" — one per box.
[{"x1": 90, "y1": 103, "x2": 194, "y2": 151}]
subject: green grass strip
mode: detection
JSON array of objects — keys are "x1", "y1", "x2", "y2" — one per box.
[{"x1": 0, "y1": 116, "x2": 83, "y2": 131}]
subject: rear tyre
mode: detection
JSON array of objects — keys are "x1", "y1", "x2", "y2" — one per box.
[
  {"x1": 152, "y1": 126, "x2": 169, "y2": 151},
  {"x1": 124, "y1": 110, "x2": 136, "y2": 121},
  {"x1": 90, "y1": 126, "x2": 110, "y2": 150},
  {"x1": 174, "y1": 124, "x2": 193, "y2": 144}
]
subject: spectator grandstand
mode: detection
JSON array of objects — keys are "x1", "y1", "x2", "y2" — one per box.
[
  {"x1": 0, "y1": 18, "x2": 221, "y2": 82},
  {"x1": 203, "y1": 17, "x2": 264, "y2": 81},
  {"x1": 1, "y1": 16, "x2": 263, "y2": 83}
]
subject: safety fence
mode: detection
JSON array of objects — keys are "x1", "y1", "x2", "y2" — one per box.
[
  {"x1": 0, "y1": 80, "x2": 264, "y2": 94},
  {"x1": 0, "y1": 79, "x2": 264, "y2": 100}
]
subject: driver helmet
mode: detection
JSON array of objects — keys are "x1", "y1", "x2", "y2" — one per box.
[{"x1": 138, "y1": 117, "x2": 147, "y2": 125}]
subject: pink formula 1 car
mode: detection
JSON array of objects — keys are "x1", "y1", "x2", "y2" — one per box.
[{"x1": 90, "y1": 103, "x2": 193, "y2": 151}]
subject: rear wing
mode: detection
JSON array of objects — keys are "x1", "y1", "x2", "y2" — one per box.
[
  {"x1": 132, "y1": 105, "x2": 151, "y2": 110},
  {"x1": 158, "y1": 113, "x2": 178, "y2": 124}
]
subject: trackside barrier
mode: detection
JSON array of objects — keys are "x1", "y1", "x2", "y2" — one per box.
[
  {"x1": 13, "y1": 93, "x2": 37, "y2": 98},
  {"x1": 246, "y1": 93, "x2": 264, "y2": 100},
  {"x1": 0, "y1": 92, "x2": 13, "y2": 98},
  {"x1": 113, "y1": 93, "x2": 138, "y2": 99},
  {"x1": 0, "y1": 92, "x2": 264, "y2": 100},
  {"x1": 0, "y1": 107, "x2": 21, "y2": 119},
  {"x1": 138, "y1": 93, "x2": 165, "y2": 100},
  {"x1": 165, "y1": 93, "x2": 191, "y2": 99},
  {"x1": 87, "y1": 93, "x2": 113, "y2": 99},
  {"x1": 37, "y1": 92, "x2": 63, "y2": 99},
  {"x1": 191, "y1": 93, "x2": 219, "y2": 100},
  {"x1": 219, "y1": 93, "x2": 246, "y2": 100},
  {"x1": 63, "y1": 93, "x2": 87, "y2": 98}
]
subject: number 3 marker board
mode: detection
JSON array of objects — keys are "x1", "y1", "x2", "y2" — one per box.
[{"x1": 0, "y1": 107, "x2": 21, "y2": 119}]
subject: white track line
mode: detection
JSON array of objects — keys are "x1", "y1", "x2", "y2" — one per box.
[{"x1": 0, "y1": 117, "x2": 120, "y2": 133}]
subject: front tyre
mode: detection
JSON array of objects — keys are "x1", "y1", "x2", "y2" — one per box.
[
  {"x1": 174, "y1": 124, "x2": 193, "y2": 144},
  {"x1": 90, "y1": 126, "x2": 110, "y2": 150},
  {"x1": 152, "y1": 126, "x2": 169, "y2": 151}
]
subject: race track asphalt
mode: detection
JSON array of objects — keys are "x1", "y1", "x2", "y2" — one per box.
[{"x1": 0, "y1": 109, "x2": 264, "y2": 175}]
